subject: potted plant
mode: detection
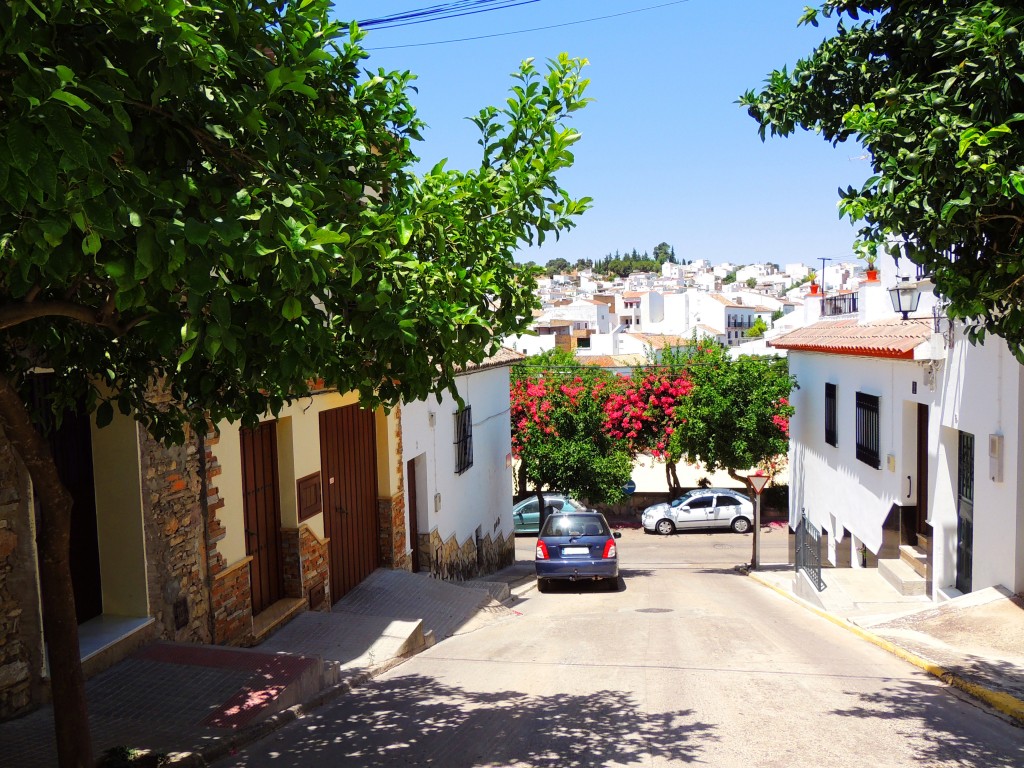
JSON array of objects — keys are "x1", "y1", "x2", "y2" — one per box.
[
  {"x1": 857, "y1": 242, "x2": 880, "y2": 281},
  {"x1": 807, "y1": 270, "x2": 819, "y2": 295}
]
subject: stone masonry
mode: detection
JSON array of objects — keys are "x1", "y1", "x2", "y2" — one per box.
[
  {"x1": 281, "y1": 525, "x2": 331, "y2": 611},
  {"x1": 378, "y1": 405, "x2": 410, "y2": 571},
  {"x1": 426, "y1": 527, "x2": 515, "y2": 582}
]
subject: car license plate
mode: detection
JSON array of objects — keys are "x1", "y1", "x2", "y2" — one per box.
[{"x1": 562, "y1": 546, "x2": 589, "y2": 555}]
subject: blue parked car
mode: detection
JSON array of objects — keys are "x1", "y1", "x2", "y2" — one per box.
[{"x1": 534, "y1": 511, "x2": 621, "y2": 592}]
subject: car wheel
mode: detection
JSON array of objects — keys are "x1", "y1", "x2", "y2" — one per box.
[
  {"x1": 732, "y1": 517, "x2": 752, "y2": 534},
  {"x1": 536, "y1": 578, "x2": 549, "y2": 593},
  {"x1": 656, "y1": 519, "x2": 675, "y2": 536}
]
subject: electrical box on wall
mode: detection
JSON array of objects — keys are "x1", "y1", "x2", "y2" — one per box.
[{"x1": 989, "y1": 433, "x2": 1004, "y2": 482}]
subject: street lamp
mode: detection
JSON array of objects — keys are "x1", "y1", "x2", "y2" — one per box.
[
  {"x1": 889, "y1": 275, "x2": 921, "y2": 321},
  {"x1": 747, "y1": 473, "x2": 770, "y2": 570}
]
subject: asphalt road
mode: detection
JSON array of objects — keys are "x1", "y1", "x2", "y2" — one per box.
[{"x1": 219, "y1": 529, "x2": 1023, "y2": 768}]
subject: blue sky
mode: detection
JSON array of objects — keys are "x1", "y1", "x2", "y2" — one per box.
[{"x1": 338, "y1": 1, "x2": 868, "y2": 267}]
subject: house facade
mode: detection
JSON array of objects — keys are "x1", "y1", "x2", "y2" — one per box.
[
  {"x1": 773, "y1": 275, "x2": 1024, "y2": 599},
  {"x1": 400, "y1": 348, "x2": 521, "y2": 580}
]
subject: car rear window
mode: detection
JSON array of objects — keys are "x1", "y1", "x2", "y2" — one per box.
[{"x1": 541, "y1": 515, "x2": 609, "y2": 537}]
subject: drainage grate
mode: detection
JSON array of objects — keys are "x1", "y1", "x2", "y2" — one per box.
[{"x1": 635, "y1": 608, "x2": 672, "y2": 614}]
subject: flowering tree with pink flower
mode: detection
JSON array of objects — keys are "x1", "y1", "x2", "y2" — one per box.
[
  {"x1": 511, "y1": 349, "x2": 633, "y2": 519},
  {"x1": 602, "y1": 365, "x2": 693, "y2": 495}
]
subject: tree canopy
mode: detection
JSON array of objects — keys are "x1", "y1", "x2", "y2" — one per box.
[
  {"x1": 0, "y1": 2, "x2": 593, "y2": 764},
  {"x1": 511, "y1": 349, "x2": 633, "y2": 507},
  {"x1": 740, "y1": 1, "x2": 1024, "y2": 359}
]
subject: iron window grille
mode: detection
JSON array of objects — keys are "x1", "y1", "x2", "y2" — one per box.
[
  {"x1": 454, "y1": 407, "x2": 473, "y2": 475},
  {"x1": 855, "y1": 392, "x2": 881, "y2": 469},
  {"x1": 825, "y1": 383, "x2": 838, "y2": 447}
]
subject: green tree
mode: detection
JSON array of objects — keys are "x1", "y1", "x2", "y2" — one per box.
[
  {"x1": 545, "y1": 257, "x2": 571, "y2": 276},
  {"x1": 652, "y1": 241, "x2": 674, "y2": 263},
  {"x1": 668, "y1": 339, "x2": 794, "y2": 484},
  {"x1": 746, "y1": 317, "x2": 769, "y2": 337},
  {"x1": 510, "y1": 350, "x2": 632, "y2": 519},
  {"x1": 740, "y1": 1, "x2": 1024, "y2": 360},
  {"x1": 0, "y1": 2, "x2": 593, "y2": 764},
  {"x1": 745, "y1": 277, "x2": 758, "y2": 289},
  {"x1": 723, "y1": 271, "x2": 737, "y2": 285}
]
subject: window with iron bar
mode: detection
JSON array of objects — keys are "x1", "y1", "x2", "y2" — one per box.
[
  {"x1": 454, "y1": 407, "x2": 473, "y2": 475},
  {"x1": 855, "y1": 392, "x2": 881, "y2": 469},
  {"x1": 825, "y1": 383, "x2": 838, "y2": 447}
]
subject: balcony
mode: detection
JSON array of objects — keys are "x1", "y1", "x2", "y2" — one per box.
[{"x1": 821, "y1": 293, "x2": 858, "y2": 317}]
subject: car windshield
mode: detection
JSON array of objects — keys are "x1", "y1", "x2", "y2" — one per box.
[{"x1": 541, "y1": 515, "x2": 609, "y2": 537}]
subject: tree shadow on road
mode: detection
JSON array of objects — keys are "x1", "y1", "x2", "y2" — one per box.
[
  {"x1": 223, "y1": 673, "x2": 717, "y2": 767},
  {"x1": 830, "y1": 677, "x2": 1024, "y2": 766}
]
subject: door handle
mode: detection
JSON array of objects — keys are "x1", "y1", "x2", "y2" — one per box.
[{"x1": 906, "y1": 475, "x2": 912, "y2": 499}]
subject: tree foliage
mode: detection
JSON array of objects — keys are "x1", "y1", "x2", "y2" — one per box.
[
  {"x1": 0, "y1": 2, "x2": 593, "y2": 764},
  {"x1": 740, "y1": 1, "x2": 1024, "y2": 359},
  {"x1": 510, "y1": 350, "x2": 632, "y2": 505},
  {"x1": 667, "y1": 340, "x2": 794, "y2": 482}
]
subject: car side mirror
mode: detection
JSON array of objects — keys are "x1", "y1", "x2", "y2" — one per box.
[{"x1": 613, "y1": 531, "x2": 622, "y2": 539}]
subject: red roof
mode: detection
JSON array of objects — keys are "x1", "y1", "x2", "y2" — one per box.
[{"x1": 770, "y1": 318, "x2": 934, "y2": 359}]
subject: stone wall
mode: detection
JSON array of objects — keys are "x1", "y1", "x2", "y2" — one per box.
[
  {"x1": 140, "y1": 425, "x2": 210, "y2": 644},
  {"x1": 425, "y1": 527, "x2": 514, "y2": 582},
  {"x1": 281, "y1": 525, "x2": 331, "y2": 611},
  {"x1": 378, "y1": 405, "x2": 409, "y2": 571},
  {"x1": 0, "y1": 435, "x2": 42, "y2": 720}
]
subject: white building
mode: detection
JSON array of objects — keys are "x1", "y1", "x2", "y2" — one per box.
[
  {"x1": 772, "y1": 259, "x2": 1024, "y2": 600},
  {"x1": 401, "y1": 348, "x2": 522, "y2": 580}
]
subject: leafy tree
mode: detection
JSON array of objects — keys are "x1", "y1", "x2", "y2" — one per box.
[
  {"x1": 510, "y1": 350, "x2": 632, "y2": 521},
  {"x1": 771, "y1": 308, "x2": 785, "y2": 322},
  {"x1": 746, "y1": 317, "x2": 769, "y2": 337},
  {"x1": 745, "y1": 277, "x2": 758, "y2": 289},
  {"x1": 668, "y1": 340, "x2": 795, "y2": 487},
  {"x1": 740, "y1": 1, "x2": 1024, "y2": 360},
  {"x1": 545, "y1": 257, "x2": 571, "y2": 276},
  {"x1": 723, "y1": 271, "x2": 737, "y2": 285},
  {"x1": 602, "y1": 358, "x2": 693, "y2": 495},
  {"x1": 652, "y1": 241, "x2": 675, "y2": 263},
  {"x1": 0, "y1": 2, "x2": 592, "y2": 764}
]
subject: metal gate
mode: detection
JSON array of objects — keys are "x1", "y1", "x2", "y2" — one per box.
[
  {"x1": 240, "y1": 421, "x2": 284, "y2": 616},
  {"x1": 320, "y1": 404, "x2": 380, "y2": 601},
  {"x1": 795, "y1": 513, "x2": 825, "y2": 592},
  {"x1": 956, "y1": 431, "x2": 974, "y2": 594}
]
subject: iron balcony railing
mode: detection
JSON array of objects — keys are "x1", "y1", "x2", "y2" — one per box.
[
  {"x1": 820, "y1": 293, "x2": 859, "y2": 317},
  {"x1": 795, "y1": 514, "x2": 825, "y2": 592}
]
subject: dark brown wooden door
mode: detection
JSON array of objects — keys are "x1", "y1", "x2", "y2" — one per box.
[
  {"x1": 27, "y1": 374, "x2": 102, "y2": 624},
  {"x1": 407, "y1": 458, "x2": 420, "y2": 573},
  {"x1": 320, "y1": 404, "x2": 380, "y2": 601},
  {"x1": 240, "y1": 421, "x2": 283, "y2": 616},
  {"x1": 916, "y1": 403, "x2": 929, "y2": 539}
]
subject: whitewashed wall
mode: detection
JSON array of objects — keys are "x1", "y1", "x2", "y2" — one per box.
[{"x1": 401, "y1": 365, "x2": 515, "y2": 557}]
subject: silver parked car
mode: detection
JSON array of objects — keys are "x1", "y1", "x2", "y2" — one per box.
[{"x1": 641, "y1": 488, "x2": 754, "y2": 535}]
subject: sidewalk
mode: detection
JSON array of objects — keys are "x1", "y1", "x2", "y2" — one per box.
[
  {"x1": 750, "y1": 565, "x2": 1024, "y2": 726},
  {"x1": 0, "y1": 565, "x2": 534, "y2": 768}
]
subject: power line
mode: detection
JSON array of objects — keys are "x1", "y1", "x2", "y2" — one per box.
[
  {"x1": 357, "y1": 1, "x2": 539, "y2": 31},
  {"x1": 363, "y1": 0, "x2": 694, "y2": 50}
]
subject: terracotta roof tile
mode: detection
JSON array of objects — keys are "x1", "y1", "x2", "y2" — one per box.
[
  {"x1": 457, "y1": 346, "x2": 525, "y2": 372},
  {"x1": 770, "y1": 318, "x2": 934, "y2": 359}
]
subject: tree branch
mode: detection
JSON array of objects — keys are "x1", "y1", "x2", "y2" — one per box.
[{"x1": 0, "y1": 299, "x2": 127, "y2": 333}]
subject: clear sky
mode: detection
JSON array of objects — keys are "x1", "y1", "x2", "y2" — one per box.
[{"x1": 337, "y1": 1, "x2": 869, "y2": 268}]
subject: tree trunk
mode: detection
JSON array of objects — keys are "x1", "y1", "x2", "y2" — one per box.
[
  {"x1": 727, "y1": 467, "x2": 757, "y2": 568},
  {"x1": 664, "y1": 461, "x2": 681, "y2": 498},
  {"x1": 0, "y1": 375, "x2": 93, "y2": 768},
  {"x1": 535, "y1": 488, "x2": 549, "y2": 534}
]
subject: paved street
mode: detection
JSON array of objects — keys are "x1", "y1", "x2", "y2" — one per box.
[{"x1": 217, "y1": 529, "x2": 1023, "y2": 767}]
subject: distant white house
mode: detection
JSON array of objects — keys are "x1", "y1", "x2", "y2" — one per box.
[
  {"x1": 772, "y1": 257, "x2": 1024, "y2": 600},
  {"x1": 400, "y1": 348, "x2": 522, "y2": 581}
]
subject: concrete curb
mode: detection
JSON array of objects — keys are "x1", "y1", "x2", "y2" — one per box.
[
  {"x1": 166, "y1": 651, "x2": 421, "y2": 766},
  {"x1": 748, "y1": 571, "x2": 1024, "y2": 727}
]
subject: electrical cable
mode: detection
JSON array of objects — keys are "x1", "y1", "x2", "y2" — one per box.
[
  {"x1": 363, "y1": 0, "x2": 694, "y2": 50},
  {"x1": 358, "y1": 1, "x2": 540, "y2": 31}
]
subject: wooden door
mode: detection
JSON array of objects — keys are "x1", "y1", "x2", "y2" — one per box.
[
  {"x1": 320, "y1": 404, "x2": 380, "y2": 601},
  {"x1": 28, "y1": 374, "x2": 102, "y2": 624},
  {"x1": 240, "y1": 421, "x2": 283, "y2": 616},
  {"x1": 407, "y1": 458, "x2": 420, "y2": 573},
  {"x1": 915, "y1": 403, "x2": 930, "y2": 539}
]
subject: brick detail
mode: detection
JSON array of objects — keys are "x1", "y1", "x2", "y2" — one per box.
[
  {"x1": 425, "y1": 527, "x2": 515, "y2": 582},
  {"x1": 378, "y1": 405, "x2": 410, "y2": 571},
  {"x1": 211, "y1": 559, "x2": 254, "y2": 646},
  {"x1": 281, "y1": 525, "x2": 331, "y2": 610}
]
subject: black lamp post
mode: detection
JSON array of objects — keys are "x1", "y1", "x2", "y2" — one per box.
[{"x1": 888, "y1": 275, "x2": 921, "y2": 320}]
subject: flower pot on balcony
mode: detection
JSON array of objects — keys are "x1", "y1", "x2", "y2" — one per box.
[
  {"x1": 865, "y1": 269, "x2": 879, "y2": 282},
  {"x1": 809, "y1": 283, "x2": 820, "y2": 295}
]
